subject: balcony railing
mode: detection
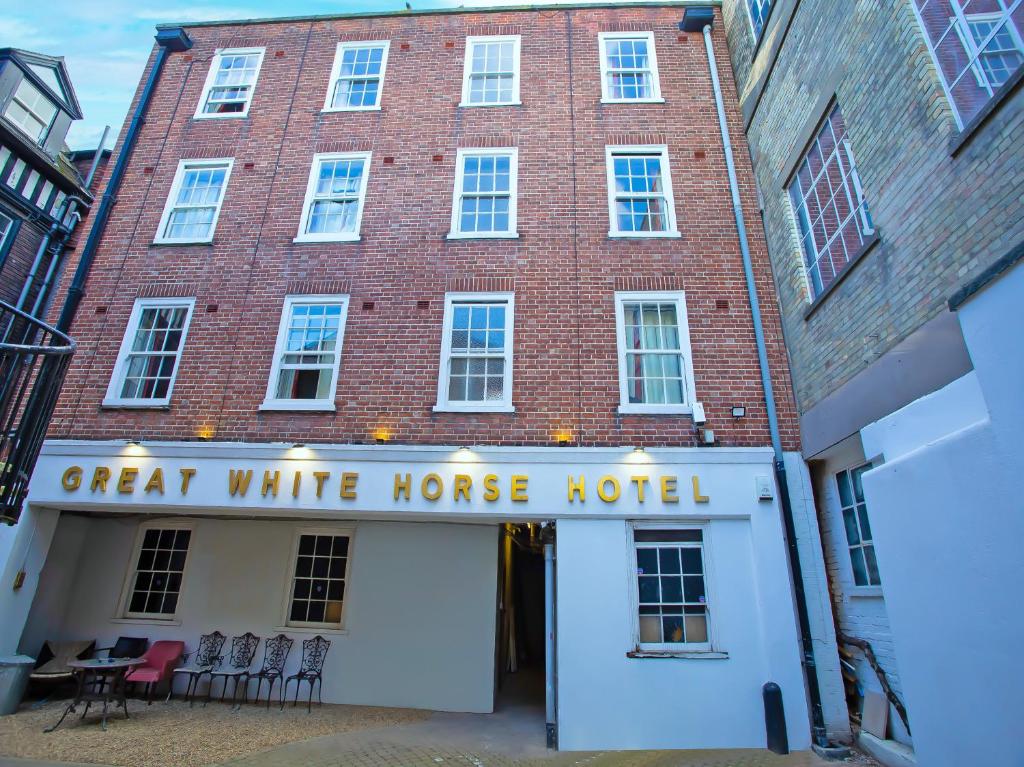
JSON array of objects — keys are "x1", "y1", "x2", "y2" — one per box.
[{"x1": 0, "y1": 300, "x2": 76, "y2": 525}]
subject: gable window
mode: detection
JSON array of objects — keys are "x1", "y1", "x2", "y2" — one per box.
[
  {"x1": 103, "y1": 298, "x2": 195, "y2": 408},
  {"x1": 747, "y1": 0, "x2": 774, "y2": 40},
  {"x1": 449, "y1": 148, "x2": 518, "y2": 238},
  {"x1": 788, "y1": 103, "x2": 873, "y2": 299},
  {"x1": 122, "y1": 525, "x2": 192, "y2": 619},
  {"x1": 287, "y1": 531, "x2": 352, "y2": 628},
  {"x1": 324, "y1": 41, "x2": 390, "y2": 111},
  {"x1": 154, "y1": 159, "x2": 233, "y2": 244},
  {"x1": 296, "y1": 152, "x2": 371, "y2": 242},
  {"x1": 599, "y1": 32, "x2": 663, "y2": 102},
  {"x1": 195, "y1": 48, "x2": 264, "y2": 117},
  {"x1": 606, "y1": 146, "x2": 679, "y2": 237},
  {"x1": 836, "y1": 463, "x2": 881, "y2": 587},
  {"x1": 614, "y1": 291, "x2": 697, "y2": 415},
  {"x1": 262, "y1": 295, "x2": 349, "y2": 411},
  {"x1": 435, "y1": 293, "x2": 515, "y2": 413},
  {"x1": 911, "y1": 1, "x2": 1023, "y2": 130},
  {"x1": 634, "y1": 528, "x2": 711, "y2": 650},
  {"x1": 4, "y1": 78, "x2": 57, "y2": 143},
  {"x1": 461, "y1": 36, "x2": 521, "y2": 106}
]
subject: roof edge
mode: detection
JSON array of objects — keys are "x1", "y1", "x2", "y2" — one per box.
[{"x1": 155, "y1": 0, "x2": 719, "y2": 31}]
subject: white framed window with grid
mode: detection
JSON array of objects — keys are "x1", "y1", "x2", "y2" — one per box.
[
  {"x1": 323, "y1": 41, "x2": 390, "y2": 111},
  {"x1": 154, "y1": 158, "x2": 233, "y2": 244},
  {"x1": 747, "y1": 0, "x2": 775, "y2": 40},
  {"x1": 262, "y1": 295, "x2": 349, "y2": 412},
  {"x1": 836, "y1": 463, "x2": 881, "y2": 588},
  {"x1": 434, "y1": 292, "x2": 515, "y2": 413},
  {"x1": 103, "y1": 297, "x2": 195, "y2": 408},
  {"x1": 787, "y1": 103, "x2": 874, "y2": 300},
  {"x1": 448, "y1": 148, "x2": 518, "y2": 238},
  {"x1": 194, "y1": 48, "x2": 265, "y2": 118},
  {"x1": 598, "y1": 32, "x2": 664, "y2": 103},
  {"x1": 605, "y1": 145, "x2": 679, "y2": 237},
  {"x1": 0, "y1": 210, "x2": 14, "y2": 254},
  {"x1": 3, "y1": 77, "x2": 57, "y2": 144},
  {"x1": 119, "y1": 522, "x2": 193, "y2": 620},
  {"x1": 632, "y1": 526, "x2": 713, "y2": 652},
  {"x1": 614, "y1": 291, "x2": 697, "y2": 415},
  {"x1": 911, "y1": 0, "x2": 1023, "y2": 130},
  {"x1": 295, "y1": 152, "x2": 371, "y2": 243},
  {"x1": 460, "y1": 35, "x2": 521, "y2": 106},
  {"x1": 283, "y1": 528, "x2": 353, "y2": 629}
]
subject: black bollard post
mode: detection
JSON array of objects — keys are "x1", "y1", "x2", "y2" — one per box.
[{"x1": 763, "y1": 682, "x2": 789, "y2": 754}]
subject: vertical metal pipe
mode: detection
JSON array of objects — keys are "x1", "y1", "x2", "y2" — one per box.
[
  {"x1": 544, "y1": 538, "x2": 556, "y2": 748},
  {"x1": 701, "y1": 22, "x2": 829, "y2": 748},
  {"x1": 84, "y1": 126, "x2": 112, "y2": 190}
]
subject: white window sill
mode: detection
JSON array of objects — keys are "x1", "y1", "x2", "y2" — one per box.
[
  {"x1": 273, "y1": 626, "x2": 349, "y2": 636},
  {"x1": 458, "y1": 101, "x2": 522, "y2": 108},
  {"x1": 321, "y1": 106, "x2": 382, "y2": 113},
  {"x1": 627, "y1": 649, "x2": 727, "y2": 659},
  {"x1": 152, "y1": 238, "x2": 215, "y2": 246},
  {"x1": 608, "y1": 230, "x2": 681, "y2": 239},
  {"x1": 601, "y1": 97, "x2": 666, "y2": 105},
  {"x1": 433, "y1": 404, "x2": 516, "y2": 414},
  {"x1": 618, "y1": 404, "x2": 693, "y2": 416},
  {"x1": 446, "y1": 232, "x2": 519, "y2": 240},
  {"x1": 192, "y1": 112, "x2": 250, "y2": 120},
  {"x1": 259, "y1": 401, "x2": 337, "y2": 412},
  {"x1": 293, "y1": 234, "x2": 361, "y2": 244},
  {"x1": 111, "y1": 617, "x2": 182, "y2": 627},
  {"x1": 849, "y1": 586, "x2": 884, "y2": 599},
  {"x1": 101, "y1": 399, "x2": 171, "y2": 410}
]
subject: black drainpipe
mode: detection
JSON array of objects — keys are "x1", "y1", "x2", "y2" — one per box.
[
  {"x1": 682, "y1": 7, "x2": 830, "y2": 749},
  {"x1": 55, "y1": 27, "x2": 192, "y2": 334}
]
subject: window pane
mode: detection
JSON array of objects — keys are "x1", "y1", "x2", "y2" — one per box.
[
  {"x1": 127, "y1": 527, "x2": 189, "y2": 616},
  {"x1": 289, "y1": 535, "x2": 349, "y2": 626}
]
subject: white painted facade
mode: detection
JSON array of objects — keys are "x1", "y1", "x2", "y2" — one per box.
[{"x1": 5, "y1": 442, "x2": 817, "y2": 751}]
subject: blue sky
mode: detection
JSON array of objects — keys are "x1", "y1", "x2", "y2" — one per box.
[{"x1": 4, "y1": 0, "x2": 593, "y2": 150}]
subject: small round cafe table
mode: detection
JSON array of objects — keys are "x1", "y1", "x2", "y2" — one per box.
[{"x1": 45, "y1": 657, "x2": 145, "y2": 733}]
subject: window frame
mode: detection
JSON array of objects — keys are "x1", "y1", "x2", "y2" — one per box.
[
  {"x1": 447, "y1": 147, "x2": 519, "y2": 239},
  {"x1": 630, "y1": 523, "x2": 716, "y2": 653},
  {"x1": 281, "y1": 527, "x2": 355, "y2": 631},
  {"x1": 0, "y1": 207, "x2": 19, "y2": 269},
  {"x1": 153, "y1": 158, "x2": 234, "y2": 245},
  {"x1": 605, "y1": 145, "x2": 680, "y2": 238},
  {"x1": 746, "y1": 0, "x2": 775, "y2": 41},
  {"x1": 117, "y1": 520, "x2": 195, "y2": 622},
  {"x1": 260, "y1": 294, "x2": 350, "y2": 412},
  {"x1": 193, "y1": 47, "x2": 266, "y2": 120},
  {"x1": 613, "y1": 291, "x2": 697, "y2": 415},
  {"x1": 434, "y1": 291, "x2": 516, "y2": 413},
  {"x1": 597, "y1": 31, "x2": 664, "y2": 104},
  {"x1": 102, "y1": 297, "x2": 196, "y2": 409},
  {"x1": 322, "y1": 40, "x2": 391, "y2": 113},
  {"x1": 294, "y1": 151, "x2": 372, "y2": 243},
  {"x1": 835, "y1": 462, "x2": 881, "y2": 588},
  {"x1": 460, "y1": 35, "x2": 522, "y2": 107},
  {"x1": 3, "y1": 76, "x2": 58, "y2": 144}
]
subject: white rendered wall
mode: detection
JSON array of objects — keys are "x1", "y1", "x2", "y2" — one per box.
[
  {"x1": 782, "y1": 452, "x2": 849, "y2": 742},
  {"x1": 858, "y1": 262, "x2": 1024, "y2": 767},
  {"x1": 22, "y1": 516, "x2": 498, "y2": 713},
  {"x1": 555, "y1": 516, "x2": 810, "y2": 751},
  {"x1": 0, "y1": 507, "x2": 61, "y2": 656}
]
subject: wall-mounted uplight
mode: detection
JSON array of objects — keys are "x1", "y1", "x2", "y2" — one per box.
[
  {"x1": 125, "y1": 439, "x2": 141, "y2": 446},
  {"x1": 633, "y1": 446, "x2": 645, "y2": 454},
  {"x1": 372, "y1": 426, "x2": 391, "y2": 444},
  {"x1": 292, "y1": 443, "x2": 305, "y2": 449},
  {"x1": 731, "y1": 405, "x2": 746, "y2": 418}
]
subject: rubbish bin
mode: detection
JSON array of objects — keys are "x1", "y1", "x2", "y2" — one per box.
[{"x1": 0, "y1": 655, "x2": 35, "y2": 715}]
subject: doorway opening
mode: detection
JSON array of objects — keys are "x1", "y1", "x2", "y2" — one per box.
[{"x1": 496, "y1": 522, "x2": 552, "y2": 724}]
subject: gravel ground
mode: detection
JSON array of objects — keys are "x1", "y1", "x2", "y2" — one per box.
[{"x1": 0, "y1": 698, "x2": 430, "y2": 767}]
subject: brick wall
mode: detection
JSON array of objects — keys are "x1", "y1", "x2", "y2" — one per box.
[
  {"x1": 722, "y1": 0, "x2": 1024, "y2": 414},
  {"x1": 48, "y1": 5, "x2": 800, "y2": 451}
]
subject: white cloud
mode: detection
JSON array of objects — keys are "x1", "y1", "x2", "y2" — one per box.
[
  {"x1": 133, "y1": 6, "x2": 267, "y2": 22},
  {"x1": 0, "y1": 17, "x2": 59, "y2": 50}
]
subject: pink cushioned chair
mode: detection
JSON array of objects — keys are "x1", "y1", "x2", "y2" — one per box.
[{"x1": 125, "y1": 640, "x2": 184, "y2": 704}]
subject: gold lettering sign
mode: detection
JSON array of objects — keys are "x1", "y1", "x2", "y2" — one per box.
[
  {"x1": 483, "y1": 474, "x2": 500, "y2": 501},
  {"x1": 453, "y1": 474, "x2": 472, "y2": 501},
  {"x1": 179, "y1": 468, "x2": 196, "y2": 493},
  {"x1": 660, "y1": 476, "x2": 679, "y2": 504},
  {"x1": 568, "y1": 475, "x2": 585, "y2": 502},
  {"x1": 510, "y1": 475, "x2": 528, "y2": 502},
  {"x1": 692, "y1": 475, "x2": 709, "y2": 503},
  {"x1": 229, "y1": 469, "x2": 252, "y2": 496},
  {"x1": 340, "y1": 472, "x2": 358, "y2": 500},
  {"x1": 91, "y1": 466, "x2": 110, "y2": 493},
  {"x1": 421, "y1": 473, "x2": 443, "y2": 501},
  {"x1": 597, "y1": 475, "x2": 620, "y2": 502},
  {"x1": 144, "y1": 468, "x2": 164, "y2": 494},
  {"x1": 61, "y1": 466, "x2": 82, "y2": 491}
]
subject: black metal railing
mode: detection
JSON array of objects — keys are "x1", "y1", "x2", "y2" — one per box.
[{"x1": 0, "y1": 300, "x2": 75, "y2": 525}]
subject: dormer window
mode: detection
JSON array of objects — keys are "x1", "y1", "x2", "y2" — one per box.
[{"x1": 4, "y1": 78, "x2": 57, "y2": 143}]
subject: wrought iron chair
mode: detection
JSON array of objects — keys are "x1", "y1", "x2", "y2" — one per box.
[
  {"x1": 281, "y1": 635, "x2": 331, "y2": 712},
  {"x1": 205, "y1": 632, "x2": 259, "y2": 707},
  {"x1": 167, "y1": 631, "x2": 225, "y2": 706},
  {"x1": 240, "y1": 633, "x2": 293, "y2": 708}
]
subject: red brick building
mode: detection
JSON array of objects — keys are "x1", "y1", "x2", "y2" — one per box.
[{"x1": 8, "y1": 3, "x2": 829, "y2": 753}]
